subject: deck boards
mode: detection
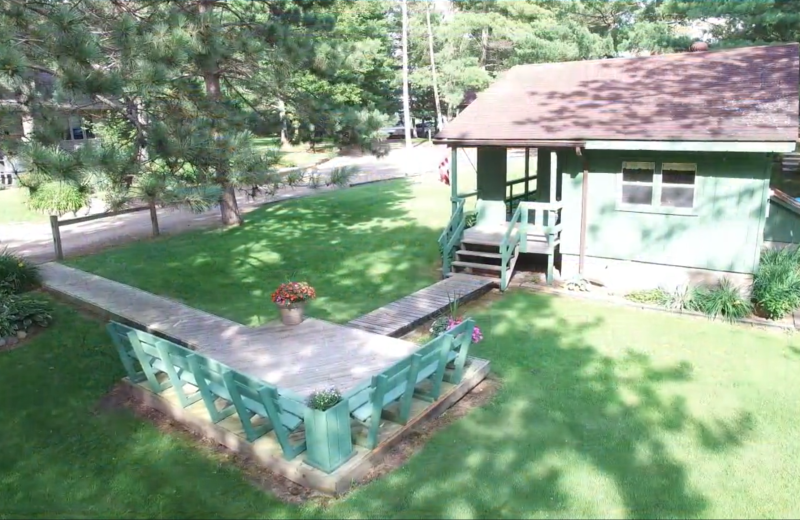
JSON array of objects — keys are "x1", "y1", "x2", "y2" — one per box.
[
  {"x1": 40, "y1": 263, "x2": 420, "y2": 398},
  {"x1": 346, "y1": 274, "x2": 495, "y2": 337}
]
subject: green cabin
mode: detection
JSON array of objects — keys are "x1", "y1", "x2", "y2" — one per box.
[{"x1": 434, "y1": 43, "x2": 800, "y2": 292}]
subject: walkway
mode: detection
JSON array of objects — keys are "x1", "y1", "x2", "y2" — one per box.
[
  {"x1": 2, "y1": 144, "x2": 447, "y2": 264},
  {"x1": 347, "y1": 274, "x2": 495, "y2": 337},
  {"x1": 40, "y1": 263, "x2": 419, "y2": 398}
]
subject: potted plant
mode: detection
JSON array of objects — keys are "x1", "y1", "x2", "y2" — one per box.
[
  {"x1": 271, "y1": 281, "x2": 316, "y2": 326},
  {"x1": 303, "y1": 387, "x2": 354, "y2": 473}
]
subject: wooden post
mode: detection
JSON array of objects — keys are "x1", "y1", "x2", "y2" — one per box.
[
  {"x1": 577, "y1": 147, "x2": 589, "y2": 276},
  {"x1": 450, "y1": 146, "x2": 458, "y2": 215},
  {"x1": 524, "y1": 148, "x2": 530, "y2": 197},
  {"x1": 148, "y1": 201, "x2": 160, "y2": 237},
  {"x1": 49, "y1": 215, "x2": 63, "y2": 260}
]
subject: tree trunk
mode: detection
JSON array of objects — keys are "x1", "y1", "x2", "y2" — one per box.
[
  {"x1": 401, "y1": 0, "x2": 413, "y2": 150},
  {"x1": 426, "y1": 3, "x2": 443, "y2": 130},
  {"x1": 480, "y1": 25, "x2": 489, "y2": 69},
  {"x1": 199, "y1": 0, "x2": 242, "y2": 226},
  {"x1": 148, "y1": 199, "x2": 160, "y2": 237},
  {"x1": 278, "y1": 98, "x2": 290, "y2": 147},
  {"x1": 18, "y1": 80, "x2": 35, "y2": 141}
]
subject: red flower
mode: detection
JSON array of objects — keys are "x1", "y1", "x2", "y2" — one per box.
[{"x1": 272, "y1": 281, "x2": 317, "y2": 305}]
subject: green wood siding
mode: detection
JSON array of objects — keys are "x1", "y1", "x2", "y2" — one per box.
[
  {"x1": 764, "y1": 198, "x2": 800, "y2": 244},
  {"x1": 476, "y1": 147, "x2": 507, "y2": 201},
  {"x1": 560, "y1": 150, "x2": 772, "y2": 274}
]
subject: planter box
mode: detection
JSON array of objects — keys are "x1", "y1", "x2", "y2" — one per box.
[{"x1": 303, "y1": 399, "x2": 354, "y2": 473}]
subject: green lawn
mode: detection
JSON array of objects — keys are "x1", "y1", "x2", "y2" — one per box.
[
  {"x1": 251, "y1": 137, "x2": 339, "y2": 169},
  {"x1": 0, "y1": 188, "x2": 46, "y2": 224},
  {"x1": 3, "y1": 293, "x2": 799, "y2": 518},
  {"x1": 69, "y1": 180, "x2": 452, "y2": 325}
]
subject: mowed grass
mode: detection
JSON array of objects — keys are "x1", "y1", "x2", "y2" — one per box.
[
  {"x1": 69, "y1": 179, "x2": 452, "y2": 325},
  {"x1": 3, "y1": 293, "x2": 800, "y2": 518},
  {"x1": 0, "y1": 188, "x2": 46, "y2": 224}
]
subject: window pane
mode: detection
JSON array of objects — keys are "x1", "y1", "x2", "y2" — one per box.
[
  {"x1": 622, "y1": 162, "x2": 655, "y2": 183},
  {"x1": 663, "y1": 163, "x2": 696, "y2": 185},
  {"x1": 661, "y1": 186, "x2": 694, "y2": 208},
  {"x1": 622, "y1": 185, "x2": 653, "y2": 205}
]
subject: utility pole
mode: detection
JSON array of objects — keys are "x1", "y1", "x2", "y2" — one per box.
[
  {"x1": 401, "y1": 0, "x2": 413, "y2": 150},
  {"x1": 426, "y1": 1, "x2": 443, "y2": 130}
]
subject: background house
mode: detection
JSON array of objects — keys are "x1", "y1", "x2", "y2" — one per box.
[{"x1": 434, "y1": 43, "x2": 800, "y2": 292}]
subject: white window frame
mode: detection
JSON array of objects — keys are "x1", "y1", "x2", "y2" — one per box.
[{"x1": 617, "y1": 160, "x2": 699, "y2": 216}]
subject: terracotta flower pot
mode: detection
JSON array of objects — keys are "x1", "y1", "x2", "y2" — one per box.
[{"x1": 277, "y1": 302, "x2": 305, "y2": 326}]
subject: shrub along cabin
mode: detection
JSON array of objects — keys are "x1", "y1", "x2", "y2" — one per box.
[{"x1": 434, "y1": 43, "x2": 800, "y2": 292}]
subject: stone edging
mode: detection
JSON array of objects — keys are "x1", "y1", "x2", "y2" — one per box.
[{"x1": 515, "y1": 282, "x2": 798, "y2": 333}]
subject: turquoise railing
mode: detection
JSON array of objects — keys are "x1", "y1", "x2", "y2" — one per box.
[
  {"x1": 438, "y1": 198, "x2": 466, "y2": 277},
  {"x1": 499, "y1": 203, "x2": 525, "y2": 291}
]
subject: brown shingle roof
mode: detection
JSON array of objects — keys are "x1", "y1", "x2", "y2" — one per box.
[{"x1": 436, "y1": 44, "x2": 800, "y2": 144}]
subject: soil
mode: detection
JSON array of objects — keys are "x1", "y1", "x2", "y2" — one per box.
[{"x1": 95, "y1": 376, "x2": 501, "y2": 505}]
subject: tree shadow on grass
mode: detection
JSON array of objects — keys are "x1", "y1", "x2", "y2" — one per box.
[
  {"x1": 69, "y1": 179, "x2": 450, "y2": 326},
  {"x1": 324, "y1": 292, "x2": 757, "y2": 519}
]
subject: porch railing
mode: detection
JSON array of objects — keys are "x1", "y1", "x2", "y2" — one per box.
[{"x1": 439, "y1": 198, "x2": 466, "y2": 277}]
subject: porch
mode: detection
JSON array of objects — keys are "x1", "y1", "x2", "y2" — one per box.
[{"x1": 438, "y1": 146, "x2": 573, "y2": 289}]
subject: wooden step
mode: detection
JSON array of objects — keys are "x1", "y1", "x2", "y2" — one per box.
[
  {"x1": 456, "y1": 250, "x2": 502, "y2": 259},
  {"x1": 452, "y1": 261, "x2": 503, "y2": 271}
]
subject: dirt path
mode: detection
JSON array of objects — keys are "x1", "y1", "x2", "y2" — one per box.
[{"x1": 0, "y1": 144, "x2": 447, "y2": 264}]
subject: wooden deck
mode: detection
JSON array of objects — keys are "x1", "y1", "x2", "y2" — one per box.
[
  {"x1": 463, "y1": 225, "x2": 555, "y2": 254},
  {"x1": 40, "y1": 263, "x2": 421, "y2": 398},
  {"x1": 346, "y1": 274, "x2": 495, "y2": 337}
]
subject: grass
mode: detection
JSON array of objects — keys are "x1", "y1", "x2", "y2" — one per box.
[
  {"x1": 251, "y1": 137, "x2": 339, "y2": 169},
  {"x1": 3, "y1": 293, "x2": 800, "y2": 518},
  {"x1": 0, "y1": 188, "x2": 47, "y2": 224},
  {"x1": 69, "y1": 179, "x2": 452, "y2": 325}
]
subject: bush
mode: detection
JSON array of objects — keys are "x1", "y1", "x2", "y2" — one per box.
[
  {"x1": 308, "y1": 171, "x2": 324, "y2": 189},
  {"x1": 752, "y1": 246, "x2": 800, "y2": 320},
  {"x1": 0, "y1": 249, "x2": 41, "y2": 294},
  {"x1": 0, "y1": 292, "x2": 53, "y2": 337},
  {"x1": 327, "y1": 166, "x2": 358, "y2": 188},
  {"x1": 27, "y1": 180, "x2": 91, "y2": 217},
  {"x1": 625, "y1": 288, "x2": 671, "y2": 306},
  {"x1": 689, "y1": 278, "x2": 753, "y2": 322},
  {"x1": 284, "y1": 169, "x2": 305, "y2": 189},
  {"x1": 306, "y1": 387, "x2": 342, "y2": 411}
]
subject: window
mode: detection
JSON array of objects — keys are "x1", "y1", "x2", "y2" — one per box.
[
  {"x1": 660, "y1": 163, "x2": 696, "y2": 208},
  {"x1": 619, "y1": 161, "x2": 697, "y2": 211},
  {"x1": 621, "y1": 161, "x2": 655, "y2": 205}
]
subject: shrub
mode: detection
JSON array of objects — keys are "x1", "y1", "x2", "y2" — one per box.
[
  {"x1": 0, "y1": 292, "x2": 53, "y2": 337},
  {"x1": 307, "y1": 387, "x2": 342, "y2": 411},
  {"x1": 428, "y1": 294, "x2": 483, "y2": 343},
  {"x1": 752, "y1": 246, "x2": 800, "y2": 320},
  {"x1": 284, "y1": 169, "x2": 305, "y2": 189},
  {"x1": 0, "y1": 249, "x2": 41, "y2": 294},
  {"x1": 308, "y1": 171, "x2": 324, "y2": 189},
  {"x1": 625, "y1": 288, "x2": 671, "y2": 306},
  {"x1": 689, "y1": 278, "x2": 753, "y2": 322},
  {"x1": 27, "y1": 180, "x2": 91, "y2": 217},
  {"x1": 327, "y1": 166, "x2": 358, "y2": 188},
  {"x1": 464, "y1": 210, "x2": 477, "y2": 229}
]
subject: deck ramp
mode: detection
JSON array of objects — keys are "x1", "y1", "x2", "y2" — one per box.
[{"x1": 346, "y1": 274, "x2": 495, "y2": 337}]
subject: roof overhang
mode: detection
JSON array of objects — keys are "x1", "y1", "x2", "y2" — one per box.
[
  {"x1": 432, "y1": 138, "x2": 585, "y2": 148},
  {"x1": 584, "y1": 140, "x2": 797, "y2": 153}
]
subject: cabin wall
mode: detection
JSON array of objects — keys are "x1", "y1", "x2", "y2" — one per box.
[
  {"x1": 475, "y1": 147, "x2": 507, "y2": 202},
  {"x1": 559, "y1": 149, "x2": 772, "y2": 289},
  {"x1": 764, "y1": 197, "x2": 800, "y2": 246}
]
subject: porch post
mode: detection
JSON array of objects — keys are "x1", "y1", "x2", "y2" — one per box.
[
  {"x1": 450, "y1": 146, "x2": 458, "y2": 215},
  {"x1": 524, "y1": 148, "x2": 530, "y2": 197}
]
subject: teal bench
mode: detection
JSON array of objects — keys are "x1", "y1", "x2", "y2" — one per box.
[
  {"x1": 344, "y1": 318, "x2": 476, "y2": 449},
  {"x1": 107, "y1": 321, "x2": 306, "y2": 460}
]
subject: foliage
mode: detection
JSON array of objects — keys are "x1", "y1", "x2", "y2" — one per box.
[
  {"x1": 689, "y1": 278, "x2": 753, "y2": 322},
  {"x1": 306, "y1": 387, "x2": 342, "y2": 411},
  {"x1": 751, "y1": 246, "x2": 800, "y2": 320},
  {"x1": 331, "y1": 108, "x2": 392, "y2": 155},
  {"x1": 271, "y1": 281, "x2": 317, "y2": 307},
  {"x1": 625, "y1": 285, "x2": 693, "y2": 311},
  {"x1": 464, "y1": 210, "x2": 478, "y2": 229},
  {"x1": 429, "y1": 293, "x2": 482, "y2": 343},
  {"x1": 327, "y1": 166, "x2": 359, "y2": 188},
  {"x1": 0, "y1": 292, "x2": 53, "y2": 337},
  {"x1": 0, "y1": 249, "x2": 41, "y2": 294},
  {"x1": 284, "y1": 169, "x2": 306, "y2": 189},
  {"x1": 626, "y1": 288, "x2": 672, "y2": 306},
  {"x1": 308, "y1": 170, "x2": 324, "y2": 189}
]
